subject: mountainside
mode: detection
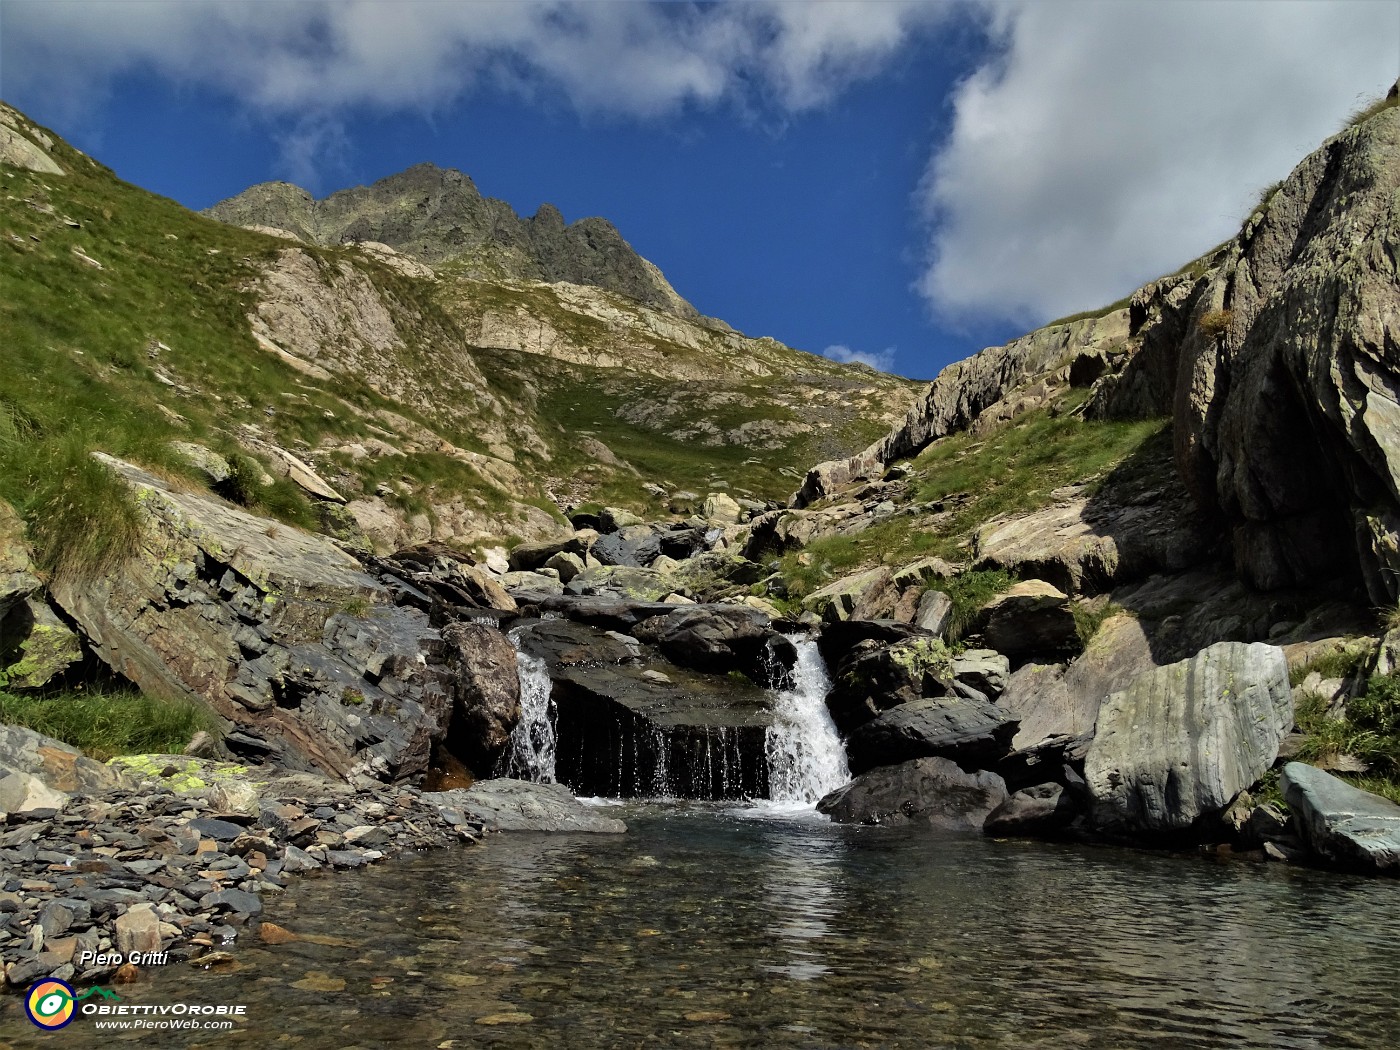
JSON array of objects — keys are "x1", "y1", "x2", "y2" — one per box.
[
  {"x1": 207, "y1": 162, "x2": 702, "y2": 319},
  {"x1": 0, "y1": 101, "x2": 918, "y2": 564}
]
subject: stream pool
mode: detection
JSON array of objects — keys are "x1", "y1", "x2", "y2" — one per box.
[{"x1": 6, "y1": 803, "x2": 1398, "y2": 1048}]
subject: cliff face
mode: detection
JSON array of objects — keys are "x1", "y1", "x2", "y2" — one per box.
[
  {"x1": 797, "y1": 87, "x2": 1400, "y2": 604},
  {"x1": 207, "y1": 163, "x2": 700, "y2": 320}
]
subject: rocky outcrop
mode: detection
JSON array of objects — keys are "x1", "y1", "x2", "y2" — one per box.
[
  {"x1": 512, "y1": 617, "x2": 774, "y2": 799},
  {"x1": 794, "y1": 310, "x2": 1129, "y2": 505},
  {"x1": 817, "y1": 757, "x2": 1008, "y2": 829},
  {"x1": 46, "y1": 456, "x2": 495, "y2": 785},
  {"x1": 844, "y1": 696, "x2": 1018, "y2": 775},
  {"x1": 1281, "y1": 762, "x2": 1400, "y2": 874},
  {"x1": 631, "y1": 605, "x2": 795, "y2": 684},
  {"x1": 430, "y1": 780, "x2": 627, "y2": 834},
  {"x1": 439, "y1": 623, "x2": 521, "y2": 776},
  {"x1": 1167, "y1": 101, "x2": 1400, "y2": 600},
  {"x1": 208, "y1": 163, "x2": 700, "y2": 319},
  {"x1": 1084, "y1": 641, "x2": 1292, "y2": 837},
  {"x1": 0, "y1": 103, "x2": 65, "y2": 176}
]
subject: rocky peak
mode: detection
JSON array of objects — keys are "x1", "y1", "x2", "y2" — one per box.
[{"x1": 207, "y1": 163, "x2": 699, "y2": 319}]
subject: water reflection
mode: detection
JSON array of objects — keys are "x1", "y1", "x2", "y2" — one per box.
[{"x1": 6, "y1": 807, "x2": 1399, "y2": 1049}]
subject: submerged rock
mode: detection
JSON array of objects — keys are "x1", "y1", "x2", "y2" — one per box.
[
  {"x1": 817, "y1": 757, "x2": 1007, "y2": 830},
  {"x1": 1084, "y1": 641, "x2": 1291, "y2": 837},
  {"x1": 1281, "y1": 762, "x2": 1400, "y2": 874},
  {"x1": 429, "y1": 780, "x2": 627, "y2": 833}
]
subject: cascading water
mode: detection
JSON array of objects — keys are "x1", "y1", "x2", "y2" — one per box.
[
  {"x1": 765, "y1": 637, "x2": 849, "y2": 805},
  {"x1": 498, "y1": 631, "x2": 558, "y2": 783}
]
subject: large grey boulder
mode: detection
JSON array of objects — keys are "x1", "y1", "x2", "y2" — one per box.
[
  {"x1": 1084, "y1": 641, "x2": 1291, "y2": 836},
  {"x1": 0, "y1": 499, "x2": 40, "y2": 621},
  {"x1": 817, "y1": 757, "x2": 1008, "y2": 829},
  {"x1": 977, "y1": 580, "x2": 1081, "y2": 657},
  {"x1": 439, "y1": 622, "x2": 521, "y2": 776},
  {"x1": 0, "y1": 725, "x2": 125, "y2": 814},
  {"x1": 844, "y1": 696, "x2": 1018, "y2": 775},
  {"x1": 428, "y1": 780, "x2": 627, "y2": 833},
  {"x1": 1281, "y1": 762, "x2": 1400, "y2": 874},
  {"x1": 984, "y1": 783, "x2": 1080, "y2": 838}
]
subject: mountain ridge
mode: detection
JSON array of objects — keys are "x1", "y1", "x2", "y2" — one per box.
[{"x1": 206, "y1": 161, "x2": 704, "y2": 321}]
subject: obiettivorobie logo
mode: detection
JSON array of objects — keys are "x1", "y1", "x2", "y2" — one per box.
[{"x1": 24, "y1": 982, "x2": 121, "y2": 1029}]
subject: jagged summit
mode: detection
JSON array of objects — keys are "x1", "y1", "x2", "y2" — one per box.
[{"x1": 206, "y1": 162, "x2": 699, "y2": 319}]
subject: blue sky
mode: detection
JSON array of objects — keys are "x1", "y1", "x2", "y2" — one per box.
[{"x1": 3, "y1": 1, "x2": 1397, "y2": 380}]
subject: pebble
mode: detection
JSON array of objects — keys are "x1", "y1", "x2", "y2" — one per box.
[{"x1": 0, "y1": 776, "x2": 486, "y2": 988}]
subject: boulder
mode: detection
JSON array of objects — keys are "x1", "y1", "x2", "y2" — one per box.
[
  {"x1": 512, "y1": 618, "x2": 773, "y2": 799},
  {"x1": 114, "y1": 903, "x2": 163, "y2": 957},
  {"x1": 1, "y1": 598, "x2": 83, "y2": 689},
  {"x1": 429, "y1": 780, "x2": 627, "y2": 833},
  {"x1": 844, "y1": 695, "x2": 1019, "y2": 775},
  {"x1": 978, "y1": 580, "x2": 1081, "y2": 657},
  {"x1": 1084, "y1": 641, "x2": 1292, "y2": 836},
  {"x1": 439, "y1": 622, "x2": 522, "y2": 775},
  {"x1": 801, "y1": 568, "x2": 896, "y2": 622},
  {"x1": 983, "y1": 783, "x2": 1080, "y2": 838},
  {"x1": 825, "y1": 634, "x2": 955, "y2": 735},
  {"x1": 631, "y1": 605, "x2": 793, "y2": 683},
  {"x1": 701, "y1": 493, "x2": 742, "y2": 525},
  {"x1": 507, "y1": 535, "x2": 589, "y2": 572},
  {"x1": 950, "y1": 649, "x2": 1010, "y2": 699},
  {"x1": 891, "y1": 557, "x2": 961, "y2": 590},
  {"x1": 817, "y1": 757, "x2": 1008, "y2": 830},
  {"x1": 914, "y1": 590, "x2": 953, "y2": 637},
  {"x1": 1281, "y1": 762, "x2": 1400, "y2": 874},
  {"x1": 49, "y1": 455, "x2": 455, "y2": 783},
  {"x1": 0, "y1": 724, "x2": 124, "y2": 802},
  {"x1": 591, "y1": 526, "x2": 662, "y2": 569},
  {"x1": 543, "y1": 551, "x2": 586, "y2": 583}
]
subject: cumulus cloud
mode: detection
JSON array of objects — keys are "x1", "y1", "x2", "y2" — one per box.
[
  {"x1": 1, "y1": 1, "x2": 944, "y2": 119},
  {"x1": 919, "y1": 1, "x2": 1400, "y2": 326},
  {"x1": 823, "y1": 344, "x2": 896, "y2": 372}
]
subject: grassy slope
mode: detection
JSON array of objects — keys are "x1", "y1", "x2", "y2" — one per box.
[{"x1": 777, "y1": 394, "x2": 1166, "y2": 603}]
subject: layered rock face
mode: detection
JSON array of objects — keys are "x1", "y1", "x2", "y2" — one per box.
[
  {"x1": 47, "y1": 457, "x2": 486, "y2": 784},
  {"x1": 207, "y1": 163, "x2": 699, "y2": 319}
]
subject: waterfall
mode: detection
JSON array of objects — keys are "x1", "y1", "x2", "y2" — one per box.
[
  {"x1": 498, "y1": 633, "x2": 558, "y2": 783},
  {"x1": 765, "y1": 637, "x2": 849, "y2": 804}
]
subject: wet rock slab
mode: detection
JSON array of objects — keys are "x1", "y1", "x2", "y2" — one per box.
[
  {"x1": 428, "y1": 780, "x2": 627, "y2": 834},
  {"x1": 1282, "y1": 762, "x2": 1400, "y2": 874}
]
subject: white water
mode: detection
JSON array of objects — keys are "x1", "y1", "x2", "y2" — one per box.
[
  {"x1": 499, "y1": 632, "x2": 558, "y2": 783},
  {"x1": 764, "y1": 637, "x2": 849, "y2": 805}
]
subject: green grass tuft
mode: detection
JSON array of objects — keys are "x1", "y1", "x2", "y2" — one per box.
[{"x1": 0, "y1": 685, "x2": 215, "y2": 761}]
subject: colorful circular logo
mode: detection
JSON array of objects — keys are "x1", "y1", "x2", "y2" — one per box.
[{"x1": 25, "y1": 979, "x2": 77, "y2": 1029}]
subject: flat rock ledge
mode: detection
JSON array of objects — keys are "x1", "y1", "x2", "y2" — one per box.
[
  {"x1": 428, "y1": 779, "x2": 628, "y2": 834},
  {"x1": 1282, "y1": 762, "x2": 1400, "y2": 875},
  {"x1": 0, "y1": 748, "x2": 604, "y2": 989}
]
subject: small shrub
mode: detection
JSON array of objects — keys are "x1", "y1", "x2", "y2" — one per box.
[
  {"x1": 25, "y1": 439, "x2": 146, "y2": 587},
  {"x1": 1072, "y1": 599, "x2": 1125, "y2": 646},
  {"x1": 1198, "y1": 308, "x2": 1233, "y2": 339},
  {"x1": 942, "y1": 569, "x2": 1013, "y2": 641}
]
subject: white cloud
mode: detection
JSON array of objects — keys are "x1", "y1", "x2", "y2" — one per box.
[
  {"x1": 919, "y1": 1, "x2": 1400, "y2": 326},
  {"x1": 0, "y1": 1, "x2": 944, "y2": 119},
  {"x1": 823, "y1": 344, "x2": 896, "y2": 372}
]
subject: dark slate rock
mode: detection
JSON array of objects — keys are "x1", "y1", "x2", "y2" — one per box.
[
  {"x1": 199, "y1": 888, "x2": 263, "y2": 915},
  {"x1": 817, "y1": 757, "x2": 1008, "y2": 830},
  {"x1": 845, "y1": 696, "x2": 1019, "y2": 775},
  {"x1": 188, "y1": 817, "x2": 245, "y2": 841}
]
